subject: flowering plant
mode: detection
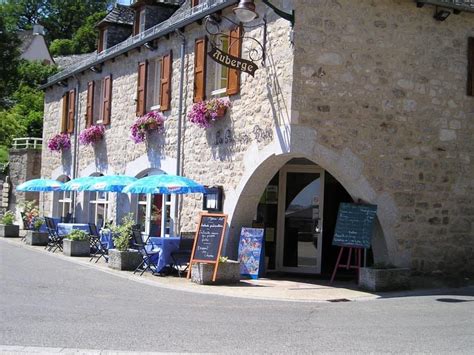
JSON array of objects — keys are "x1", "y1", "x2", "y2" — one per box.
[
  {"x1": 19, "y1": 200, "x2": 40, "y2": 229},
  {"x1": 130, "y1": 111, "x2": 165, "y2": 144},
  {"x1": 187, "y1": 97, "x2": 231, "y2": 128},
  {"x1": 79, "y1": 124, "x2": 105, "y2": 146},
  {"x1": 47, "y1": 133, "x2": 71, "y2": 152}
]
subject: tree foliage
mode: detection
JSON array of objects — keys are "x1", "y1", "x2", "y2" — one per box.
[{"x1": 0, "y1": 11, "x2": 20, "y2": 108}]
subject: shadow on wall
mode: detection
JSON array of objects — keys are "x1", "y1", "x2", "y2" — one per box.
[
  {"x1": 146, "y1": 131, "x2": 166, "y2": 168},
  {"x1": 61, "y1": 147, "x2": 72, "y2": 168},
  {"x1": 94, "y1": 137, "x2": 109, "y2": 172}
]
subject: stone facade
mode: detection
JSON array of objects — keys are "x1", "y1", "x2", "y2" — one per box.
[{"x1": 41, "y1": 0, "x2": 473, "y2": 277}]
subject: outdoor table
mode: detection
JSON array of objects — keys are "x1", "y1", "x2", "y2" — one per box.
[
  {"x1": 57, "y1": 223, "x2": 90, "y2": 236},
  {"x1": 38, "y1": 217, "x2": 60, "y2": 232},
  {"x1": 148, "y1": 237, "x2": 180, "y2": 273}
]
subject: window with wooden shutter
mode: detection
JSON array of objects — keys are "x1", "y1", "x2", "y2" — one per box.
[
  {"x1": 133, "y1": 9, "x2": 140, "y2": 35},
  {"x1": 67, "y1": 89, "x2": 75, "y2": 134},
  {"x1": 137, "y1": 61, "x2": 148, "y2": 116},
  {"x1": 98, "y1": 29, "x2": 104, "y2": 53},
  {"x1": 61, "y1": 92, "x2": 68, "y2": 133},
  {"x1": 227, "y1": 26, "x2": 242, "y2": 96},
  {"x1": 102, "y1": 75, "x2": 112, "y2": 125},
  {"x1": 194, "y1": 37, "x2": 207, "y2": 103},
  {"x1": 86, "y1": 81, "x2": 94, "y2": 128},
  {"x1": 468, "y1": 37, "x2": 474, "y2": 96},
  {"x1": 160, "y1": 51, "x2": 172, "y2": 111}
]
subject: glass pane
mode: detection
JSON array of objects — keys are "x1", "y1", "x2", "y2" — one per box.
[{"x1": 137, "y1": 203, "x2": 146, "y2": 232}]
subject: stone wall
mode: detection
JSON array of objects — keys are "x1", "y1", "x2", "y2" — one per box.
[
  {"x1": 106, "y1": 25, "x2": 133, "y2": 49},
  {"x1": 291, "y1": 0, "x2": 474, "y2": 275}
]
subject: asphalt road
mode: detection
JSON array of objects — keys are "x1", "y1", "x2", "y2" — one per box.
[{"x1": 1, "y1": 240, "x2": 473, "y2": 354}]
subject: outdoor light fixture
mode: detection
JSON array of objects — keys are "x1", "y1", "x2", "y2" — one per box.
[
  {"x1": 203, "y1": 186, "x2": 223, "y2": 212},
  {"x1": 144, "y1": 41, "x2": 157, "y2": 51},
  {"x1": 57, "y1": 80, "x2": 68, "y2": 87},
  {"x1": 89, "y1": 65, "x2": 102, "y2": 73},
  {"x1": 433, "y1": 7, "x2": 451, "y2": 21},
  {"x1": 233, "y1": 0, "x2": 295, "y2": 27}
]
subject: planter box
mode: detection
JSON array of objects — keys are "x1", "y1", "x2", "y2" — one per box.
[
  {"x1": 191, "y1": 260, "x2": 241, "y2": 285},
  {"x1": 108, "y1": 249, "x2": 142, "y2": 271},
  {"x1": 359, "y1": 267, "x2": 410, "y2": 292},
  {"x1": 63, "y1": 238, "x2": 90, "y2": 257},
  {"x1": 0, "y1": 225, "x2": 20, "y2": 238},
  {"x1": 25, "y1": 230, "x2": 49, "y2": 246}
]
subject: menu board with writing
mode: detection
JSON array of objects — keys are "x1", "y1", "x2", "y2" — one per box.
[
  {"x1": 332, "y1": 203, "x2": 377, "y2": 249},
  {"x1": 188, "y1": 213, "x2": 228, "y2": 282}
]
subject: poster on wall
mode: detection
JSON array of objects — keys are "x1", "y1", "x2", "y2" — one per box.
[{"x1": 238, "y1": 227, "x2": 265, "y2": 279}]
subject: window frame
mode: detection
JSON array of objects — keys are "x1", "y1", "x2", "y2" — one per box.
[{"x1": 211, "y1": 35, "x2": 229, "y2": 97}]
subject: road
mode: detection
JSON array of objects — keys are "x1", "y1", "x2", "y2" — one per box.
[{"x1": 1, "y1": 240, "x2": 473, "y2": 353}]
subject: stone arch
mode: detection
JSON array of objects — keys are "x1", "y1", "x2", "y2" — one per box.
[{"x1": 227, "y1": 128, "x2": 404, "y2": 267}]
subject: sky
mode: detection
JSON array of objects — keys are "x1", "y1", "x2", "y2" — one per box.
[{"x1": 117, "y1": 0, "x2": 132, "y2": 4}]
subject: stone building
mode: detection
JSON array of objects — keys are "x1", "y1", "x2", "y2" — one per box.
[{"x1": 40, "y1": 0, "x2": 474, "y2": 277}]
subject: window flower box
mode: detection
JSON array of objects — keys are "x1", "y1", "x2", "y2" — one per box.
[
  {"x1": 79, "y1": 124, "x2": 105, "y2": 146},
  {"x1": 187, "y1": 98, "x2": 231, "y2": 128},
  {"x1": 130, "y1": 111, "x2": 165, "y2": 144},
  {"x1": 47, "y1": 133, "x2": 71, "y2": 153}
]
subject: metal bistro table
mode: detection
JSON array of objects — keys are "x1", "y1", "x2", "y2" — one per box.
[
  {"x1": 148, "y1": 237, "x2": 180, "y2": 274},
  {"x1": 56, "y1": 223, "x2": 90, "y2": 236}
]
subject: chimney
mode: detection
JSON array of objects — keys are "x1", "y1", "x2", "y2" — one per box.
[{"x1": 32, "y1": 24, "x2": 45, "y2": 36}]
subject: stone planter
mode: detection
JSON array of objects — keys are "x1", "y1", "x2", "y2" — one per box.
[
  {"x1": 359, "y1": 267, "x2": 410, "y2": 292},
  {"x1": 0, "y1": 224, "x2": 20, "y2": 238},
  {"x1": 63, "y1": 238, "x2": 90, "y2": 257},
  {"x1": 108, "y1": 249, "x2": 142, "y2": 271},
  {"x1": 191, "y1": 260, "x2": 241, "y2": 285},
  {"x1": 25, "y1": 230, "x2": 49, "y2": 246}
]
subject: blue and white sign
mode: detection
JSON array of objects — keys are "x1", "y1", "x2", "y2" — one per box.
[{"x1": 238, "y1": 227, "x2": 265, "y2": 279}]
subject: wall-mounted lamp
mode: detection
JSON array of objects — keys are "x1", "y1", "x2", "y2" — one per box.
[
  {"x1": 89, "y1": 65, "x2": 102, "y2": 73},
  {"x1": 144, "y1": 41, "x2": 157, "y2": 51},
  {"x1": 433, "y1": 7, "x2": 451, "y2": 21},
  {"x1": 203, "y1": 186, "x2": 223, "y2": 212},
  {"x1": 57, "y1": 80, "x2": 68, "y2": 87},
  {"x1": 233, "y1": 0, "x2": 295, "y2": 27}
]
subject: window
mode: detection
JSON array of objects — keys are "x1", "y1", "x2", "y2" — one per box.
[
  {"x1": 61, "y1": 89, "x2": 75, "y2": 133},
  {"x1": 89, "y1": 190, "x2": 109, "y2": 228},
  {"x1": 147, "y1": 57, "x2": 161, "y2": 111},
  {"x1": 211, "y1": 35, "x2": 229, "y2": 97},
  {"x1": 139, "y1": 9, "x2": 146, "y2": 33},
  {"x1": 86, "y1": 75, "x2": 112, "y2": 127},
  {"x1": 98, "y1": 28, "x2": 108, "y2": 53},
  {"x1": 53, "y1": 176, "x2": 71, "y2": 219}
]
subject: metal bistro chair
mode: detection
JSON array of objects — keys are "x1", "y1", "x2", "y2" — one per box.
[
  {"x1": 131, "y1": 227, "x2": 160, "y2": 276},
  {"x1": 44, "y1": 217, "x2": 63, "y2": 252},
  {"x1": 20, "y1": 212, "x2": 29, "y2": 242},
  {"x1": 170, "y1": 233, "x2": 195, "y2": 277},
  {"x1": 88, "y1": 223, "x2": 109, "y2": 263}
]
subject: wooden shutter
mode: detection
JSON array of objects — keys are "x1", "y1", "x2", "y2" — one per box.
[
  {"x1": 194, "y1": 37, "x2": 207, "y2": 103},
  {"x1": 86, "y1": 81, "x2": 94, "y2": 128},
  {"x1": 102, "y1": 75, "x2": 112, "y2": 125},
  {"x1": 61, "y1": 92, "x2": 68, "y2": 133},
  {"x1": 160, "y1": 51, "x2": 172, "y2": 111},
  {"x1": 133, "y1": 10, "x2": 140, "y2": 35},
  {"x1": 67, "y1": 89, "x2": 75, "y2": 133},
  {"x1": 227, "y1": 26, "x2": 242, "y2": 96},
  {"x1": 98, "y1": 29, "x2": 104, "y2": 53},
  {"x1": 191, "y1": 0, "x2": 199, "y2": 7},
  {"x1": 468, "y1": 37, "x2": 474, "y2": 96},
  {"x1": 136, "y1": 61, "x2": 147, "y2": 116}
]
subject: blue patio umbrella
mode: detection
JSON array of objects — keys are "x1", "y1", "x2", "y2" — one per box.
[
  {"x1": 82, "y1": 175, "x2": 138, "y2": 192},
  {"x1": 122, "y1": 174, "x2": 206, "y2": 194},
  {"x1": 62, "y1": 176, "x2": 100, "y2": 191},
  {"x1": 16, "y1": 178, "x2": 64, "y2": 192}
]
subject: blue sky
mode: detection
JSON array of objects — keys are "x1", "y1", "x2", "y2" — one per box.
[{"x1": 117, "y1": 0, "x2": 132, "y2": 4}]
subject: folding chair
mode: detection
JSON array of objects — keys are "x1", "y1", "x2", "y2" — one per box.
[
  {"x1": 44, "y1": 217, "x2": 63, "y2": 252},
  {"x1": 170, "y1": 234, "x2": 195, "y2": 277},
  {"x1": 61, "y1": 212, "x2": 73, "y2": 223},
  {"x1": 89, "y1": 223, "x2": 109, "y2": 263},
  {"x1": 20, "y1": 212, "x2": 29, "y2": 242},
  {"x1": 131, "y1": 228, "x2": 160, "y2": 276}
]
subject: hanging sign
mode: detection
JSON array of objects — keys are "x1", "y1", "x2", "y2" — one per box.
[{"x1": 208, "y1": 45, "x2": 258, "y2": 76}]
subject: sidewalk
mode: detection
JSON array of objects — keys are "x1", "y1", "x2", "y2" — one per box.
[{"x1": 2, "y1": 236, "x2": 472, "y2": 303}]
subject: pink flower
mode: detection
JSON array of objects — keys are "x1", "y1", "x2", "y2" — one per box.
[
  {"x1": 187, "y1": 98, "x2": 231, "y2": 128},
  {"x1": 130, "y1": 111, "x2": 165, "y2": 144},
  {"x1": 79, "y1": 125, "x2": 105, "y2": 146},
  {"x1": 47, "y1": 133, "x2": 71, "y2": 152}
]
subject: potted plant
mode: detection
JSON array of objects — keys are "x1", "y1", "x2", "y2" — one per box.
[
  {"x1": 130, "y1": 111, "x2": 165, "y2": 144},
  {"x1": 0, "y1": 211, "x2": 20, "y2": 238},
  {"x1": 359, "y1": 263, "x2": 410, "y2": 292},
  {"x1": 47, "y1": 133, "x2": 71, "y2": 153},
  {"x1": 79, "y1": 124, "x2": 105, "y2": 146},
  {"x1": 108, "y1": 214, "x2": 142, "y2": 270},
  {"x1": 187, "y1": 98, "x2": 231, "y2": 128},
  {"x1": 25, "y1": 217, "x2": 49, "y2": 246},
  {"x1": 63, "y1": 229, "x2": 90, "y2": 257},
  {"x1": 191, "y1": 256, "x2": 241, "y2": 285}
]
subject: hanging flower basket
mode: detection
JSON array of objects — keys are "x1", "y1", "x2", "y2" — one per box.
[
  {"x1": 47, "y1": 133, "x2": 71, "y2": 153},
  {"x1": 79, "y1": 124, "x2": 105, "y2": 146},
  {"x1": 187, "y1": 98, "x2": 231, "y2": 129},
  {"x1": 130, "y1": 111, "x2": 165, "y2": 144}
]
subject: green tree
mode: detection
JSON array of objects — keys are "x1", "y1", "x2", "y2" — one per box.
[
  {"x1": 71, "y1": 11, "x2": 107, "y2": 54},
  {"x1": 0, "y1": 11, "x2": 20, "y2": 108},
  {"x1": 17, "y1": 60, "x2": 58, "y2": 87},
  {"x1": 49, "y1": 38, "x2": 75, "y2": 56}
]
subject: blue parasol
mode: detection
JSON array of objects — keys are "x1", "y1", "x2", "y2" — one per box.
[
  {"x1": 122, "y1": 174, "x2": 206, "y2": 194},
  {"x1": 62, "y1": 176, "x2": 100, "y2": 191},
  {"x1": 16, "y1": 178, "x2": 64, "y2": 192},
  {"x1": 82, "y1": 175, "x2": 138, "y2": 192}
]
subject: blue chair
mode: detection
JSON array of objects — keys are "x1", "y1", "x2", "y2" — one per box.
[
  {"x1": 171, "y1": 234, "x2": 195, "y2": 277},
  {"x1": 44, "y1": 217, "x2": 63, "y2": 252},
  {"x1": 131, "y1": 227, "x2": 160, "y2": 276},
  {"x1": 89, "y1": 223, "x2": 109, "y2": 263}
]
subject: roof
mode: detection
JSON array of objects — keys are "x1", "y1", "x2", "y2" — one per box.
[
  {"x1": 97, "y1": 4, "x2": 135, "y2": 27},
  {"x1": 18, "y1": 30, "x2": 35, "y2": 53},
  {"x1": 53, "y1": 53, "x2": 96, "y2": 70},
  {"x1": 130, "y1": 0, "x2": 182, "y2": 9}
]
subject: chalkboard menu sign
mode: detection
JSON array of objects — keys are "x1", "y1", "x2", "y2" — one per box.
[
  {"x1": 188, "y1": 213, "x2": 228, "y2": 282},
  {"x1": 332, "y1": 203, "x2": 377, "y2": 249}
]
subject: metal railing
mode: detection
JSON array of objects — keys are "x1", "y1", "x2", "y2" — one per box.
[{"x1": 12, "y1": 137, "x2": 43, "y2": 150}]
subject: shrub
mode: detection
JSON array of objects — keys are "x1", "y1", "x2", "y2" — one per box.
[
  {"x1": 1, "y1": 211, "x2": 15, "y2": 225},
  {"x1": 66, "y1": 229, "x2": 89, "y2": 241},
  {"x1": 49, "y1": 39, "x2": 75, "y2": 56},
  {"x1": 31, "y1": 217, "x2": 44, "y2": 231},
  {"x1": 112, "y1": 213, "x2": 135, "y2": 251},
  {"x1": 19, "y1": 200, "x2": 39, "y2": 228}
]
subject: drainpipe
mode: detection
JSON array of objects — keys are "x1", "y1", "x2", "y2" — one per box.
[
  {"x1": 174, "y1": 29, "x2": 186, "y2": 234},
  {"x1": 71, "y1": 75, "x2": 81, "y2": 222}
]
